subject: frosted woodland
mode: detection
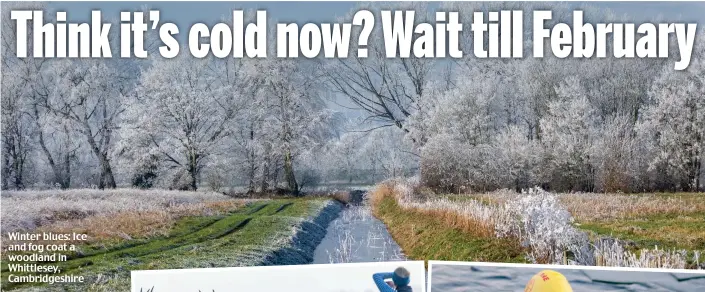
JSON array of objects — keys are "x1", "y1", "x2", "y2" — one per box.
[{"x1": 2, "y1": 2, "x2": 705, "y2": 194}]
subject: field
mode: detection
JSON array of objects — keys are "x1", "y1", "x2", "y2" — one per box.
[
  {"x1": 470, "y1": 192, "x2": 705, "y2": 251},
  {"x1": 370, "y1": 179, "x2": 705, "y2": 269},
  {"x1": 1, "y1": 189, "x2": 341, "y2": 291},
  {"x1": 560, "y1": 193, "x2": 705, "y2": 251}
]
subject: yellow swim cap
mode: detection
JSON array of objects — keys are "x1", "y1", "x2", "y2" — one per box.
[{"x1": 524, "y1": 270, "x2": 573, "y2": 292}]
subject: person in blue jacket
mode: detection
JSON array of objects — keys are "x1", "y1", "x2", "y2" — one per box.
[{"x1": 372, "y1": 267, "x2": 412, "y2": 292}]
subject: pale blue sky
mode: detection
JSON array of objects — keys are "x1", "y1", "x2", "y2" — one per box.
[
  {"x1": 4, "y1": 1, "x2": 705, "y2": 121},
  {"x1": 41, "y1": 1, "x2": 705, "y2": 27},
  {"x1": 0, "y1": 1, "x2": 687, "y2": 46},
  {"x1": 1, "y1": 1, "x2": 701, "y2": 43}
]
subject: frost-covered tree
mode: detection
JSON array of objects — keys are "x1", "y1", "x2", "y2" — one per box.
[
  {"x1": 492, "y1": 125, "x2": 543, "y2": 190},
  {"x1": 212, "y1": 59, "x2": 268, "y2": 192},
  {"x1": 428, "y1": 63, "x2": 506, "y2": 146},
  {"x1": 326, "y1": 132, "x2": 365, "y2": 183},
  {"x1": 360, "y1": 127, "x2": 417, "y2": 180},
  {"x1": 540, "y1": 77, "x2": 599, "y2": 191},
  {"x1": 638, "y1": 48, "x2": 705, "y2": 191},
  {"x1": 419, "y1": 61, "x2": 508, "y2": 191},
  {"x1": 256, "y1": 58, "x2": 332, "y2": 194},
  {"x1": 28, "y1": 98, "x2": 80, "y2": 189},
  {"x1": 591, "y1": 114, "x2": 642, "y2": 192},
  {"x1": 1, "y1": 2, "x2": 46, "y2": 189},
  {"x1": 1, "y1": 68, "x2": 34, "y2": 189},
  {"x1": 324, "y1": 3, "x2": 434, "y2": 144},
  {"x1": 122, "y1": 55, "x2": 243, "y2": 190},
  {"x1": 38, "y1": 60, "x2": 126, "y2": 189}
]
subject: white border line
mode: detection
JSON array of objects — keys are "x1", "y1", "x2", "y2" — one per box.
[
  {"x1": 131, "y1": 260, "x2": 427, "y2": 275},
  {"x1": 131, "y1": 261, "x2": 428, "y2": 292},
  {"x1": 428, "y1": 260, "x2": 705, "y2": 275},
  {"x1": 427, "y1": 260, "x2": 434, "y2": 292}
]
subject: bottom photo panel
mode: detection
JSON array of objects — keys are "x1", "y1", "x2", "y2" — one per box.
[
  {"x1": 132, "y1": 261, "x2": 426, "y2": 292},
  {"x1": 429, "y1": 261, "x2": 705, "y2": 292}
]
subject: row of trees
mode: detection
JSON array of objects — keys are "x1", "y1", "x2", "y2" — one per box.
[
  {"x1": 1, "y1": 50, "x2": 335, "y2": 193},
  {"x1": 1, "y1": 3, "x2": 418, "y2": 192},
  {"x1": 421, "y1": 4, "x2": 704, "y2": 192},
  {"x1": 117, "y1": 56, "x2": 335, "y2": 193},
  {"x1": 316, "y1": 2, "x2": 705, "y2": 193},
  {"x1": 2, "y1": 2, "x2": 703, "y2": 193},
  {"x1": 418, "y1": 56, "x2": 704, "y2": 193}
]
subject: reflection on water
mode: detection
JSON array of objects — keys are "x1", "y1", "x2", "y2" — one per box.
[{"x1": 431, "y1": 264, "x2": 705, "y2": 292}]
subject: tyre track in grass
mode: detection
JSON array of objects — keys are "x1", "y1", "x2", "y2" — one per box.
[
  {"x1": 214, "y1": 218, "x2": 253, "y2": 240},
  {"x1": 245, "y1": 203, "x2": 271, "y2": 215},
  {"x1": 3, "y1": 199, "x2": 342, "y2": 291},
  {"x1": 2, "y1": 201, "x2": 275, "y2": 290},
  {"x1": 1, "y1": 201, "x2": 271, "y2": 272},
  {"x1": 273, "y1": 202, "x2": 294, "y2": 214},
  {"x1": 3, "y1": 215, "x2": 255, "y2": 289},
  {"x1": 67, "y1": 206, "x2": 266, "y2": 264}
]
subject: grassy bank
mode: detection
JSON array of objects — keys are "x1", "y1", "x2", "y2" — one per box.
[
  {"x1": 369, "y1": 183, "x2": 526, "y2": 264},
  {"x1": 1, "y1": 190, "x2": 341, "y2": 291},
  {"x1": 370, "y1": 180, "x2": 704, "y2": 269}
]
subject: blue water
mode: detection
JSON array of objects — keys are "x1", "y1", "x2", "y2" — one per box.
[
  {"x1": 430, "y1": 264, "x2": 705, "y2": 292},
  {"x1": 313, "y1": 203, "x2": 406, "y2": 264}
]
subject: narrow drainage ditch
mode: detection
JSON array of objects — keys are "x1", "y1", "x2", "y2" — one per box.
[{"x1": 313, "y1": 190, "x2": 406, "y2": 264}]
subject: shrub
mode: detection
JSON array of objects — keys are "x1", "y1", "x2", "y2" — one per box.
[
  {"x1": 498, "y1": 188, "x2": 593, "y2": 265},
  {"x1": 131, "y1": 155, "x2": 159, "y2": 189}
]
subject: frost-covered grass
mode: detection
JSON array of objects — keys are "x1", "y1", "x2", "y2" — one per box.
[
  {"x1": 0, "y1": 189, "x2": 258, "y2": 258},
  {"x1": 371, "y1": 179, "x2": 704, "y2": 269},
  {"x1": 456, "y1": 191, "x2": 705, "y2": 219},
  {"x1": 454, "y1": 191, "x2": 705, "y2": 251},
  {"x1": 370, "y1": 181, "x2": 526, "y2": 263},
  {"x1": 558, "y1": 192, "x2": 705, "y2": 221},
  {"x1": 563, "y1": 193, "x2": 705, "y2": 257},
  {"x1": 550, "y1": 192, "x2": 705, "y2": 266},
  {"x1": 593, "y1": 239, "x2": 695, "y2": 269},
  {"x1": 1, "y1": 198, "x2": 337, "y2": 291},
  {"x1": 1, "y1": 188, "x2": 245, "y2": 234}
]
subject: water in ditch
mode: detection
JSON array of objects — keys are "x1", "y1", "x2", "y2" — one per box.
[
  {"x1": 430, "y1": 264, "x2": 705, "y2": 291},
  {"x1": 313, "y1": 192, "x2": 406, "y2": 264}
]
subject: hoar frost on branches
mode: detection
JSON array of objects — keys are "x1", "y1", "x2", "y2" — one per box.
[
  {"x1": 120, "y1": 54, "x2": 243, "y2": 190},
  {"x1": 42, "y1": 60, "x2": 126, "y2": 189},
  {"x1": 325, "y1": 2, "x2": 434, "y2": 145},
  {"x1": 540, "y1": 76, "x2": 600, "y2": 191},
  {"x1": 497, "y1": 187, "x2": 593, "y2": 265},
  {"x1": 256, "y1": 58, "x2": 332, "y2": 194},
  {"x1": 416, "y1": 24, "x2": 705, "y2": 193},
  {"x1": 638, "y1": 46, "x2": 705, "y2": 192}
]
